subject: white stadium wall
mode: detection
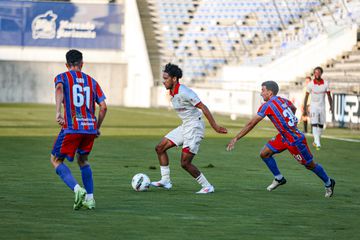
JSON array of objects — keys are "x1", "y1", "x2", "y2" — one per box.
[
  {"x1": 123, "y1": 0, "x2": 153, "y2": 107},
  {"x1": 153, "y1": 86, "x2": 262, "y2": 118},
  {"x1": 0, "y1": 60, "x2": 127, "y2": 105}
]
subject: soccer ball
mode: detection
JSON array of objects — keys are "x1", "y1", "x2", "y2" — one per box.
[{"x1": 131, "y1": 173, "x2": 150, "y2": 192}]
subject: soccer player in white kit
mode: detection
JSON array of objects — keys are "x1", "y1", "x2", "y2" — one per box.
[
  {"x1": 151, "y1": 63, "x2": 228, "y2": 194},
  {"x1": 303, "y1": 67, "x2": 333, "y2": 150}
]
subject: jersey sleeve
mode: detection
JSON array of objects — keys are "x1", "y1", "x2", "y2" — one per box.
[
  {"x1": 284, "y1": 98, "x2": 295, "y2": 109},
  {"x1": 54, "y1": 74, "x2": 64, "y2": 87},
  {"x1": 184, "y1": 87, "x2": 201, "y2": 106},
  {"x1": 306, "y1": 82, "x2": 312, "y2": 93},
  {"x1": 94, "y1": 81, "x2": 106, "y2": 104},
  {"x1": 325, "y1": 81, "x2": 330, "y2": 93},
  {"x1": 257, "y1": 103, "x2": 269, "y2": 118}
]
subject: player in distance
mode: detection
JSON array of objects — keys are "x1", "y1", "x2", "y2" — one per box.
[
  {"x1": 303, "y1": 67, "x2": 333, "y2": 150},
  {"x1": 151, "y1": 63, "x2": 228, "y2": 194},
  {"x1": 50, "y1": 49, "x2": 107, "y2": 210},
  {"x1": 227, "y1": 81, "x2": 335, "y2": 198}
]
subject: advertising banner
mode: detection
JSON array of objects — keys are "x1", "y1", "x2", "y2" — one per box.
[
  {"x1": 0, "y1": 1, "x2": 123, "y2": 49},
  {"x1": 333, "y1": 94, "x2": 360, "y2": 127}
]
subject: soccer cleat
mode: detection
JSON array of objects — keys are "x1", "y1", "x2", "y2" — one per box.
[
  {"x1": 150, "y1": 180, "x2": 173, "y2": 190},
  {"x1": 73, "y1": 187, "x2": 87, "y2": 210},
  {"x1": 325, "y1": 179, "x2": 336, "y2": 198},
  {"x1": 267, "y1": 177, "x2": 287, "y2": 191},
  {"x1": 196, "y1": 185, "x2": 215, "y2": 194},
  {"x1": 82, "y1": 198, "x2": 96, "y2": 210}
]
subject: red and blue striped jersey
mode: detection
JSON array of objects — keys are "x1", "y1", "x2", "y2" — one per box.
[
  {"x1": 54, "y1": 70, "x2": 106, "y2": 134},
  {"x1": 257, "y1": 96, "x2": 304, "y2": 144}
]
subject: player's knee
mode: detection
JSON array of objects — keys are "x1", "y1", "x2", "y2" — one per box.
[
  {"x1": 77, "y1": 153, "x2": 87, "y2": 163},
  {"x1": 304, "y1": 161, "x2": 316, "y2": 170},
  {"x1": 260, "y1": 151, "x2": 270, "y2": 159},
  {"x1": 155, "y1": 144, "x2": 165, "y2": 154},
  {"x1": 50, "y1": 155, "x2": 62, "y2": 168}
]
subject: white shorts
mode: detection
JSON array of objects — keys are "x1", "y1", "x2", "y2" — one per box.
[
  {"x1": 310, "y1": 108, "x2": 326, "y2": 125},
  {"x1": 165, "y1": 121, "x2": 205, "y2": 154}
]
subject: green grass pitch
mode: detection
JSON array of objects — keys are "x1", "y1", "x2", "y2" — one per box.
[{"x1": 0, "y1": 104, "x2": 359, "y2": 239}]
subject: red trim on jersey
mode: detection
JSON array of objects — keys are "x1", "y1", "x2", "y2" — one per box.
[
  {"x1": 96, "y1": 82, "x2": 103, "y2": 100},
  {"x1": 76, "y1": 71, "x2": 89, "y2": 131},
  {"x1": 195, "y1": 101, "x2": 202, "y2": 107},
  {"x1": 313, "y1": 79, "x2": 324, "y2": 85},
  {"x1": 86, "y1": 75, "x2": 94, "y2": 114},
  {"x1": 170, "y1": 83, "x2": 180, "y2": 96},
  {"x1": 65, "y1": 72, "x2": 78, "y2": 130}
]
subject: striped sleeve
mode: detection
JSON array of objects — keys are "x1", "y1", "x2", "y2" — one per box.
[
  {"x1": 94, "y1": 80, "x2": 106, "y2": 104},
  {"x1": 54, "y1": 73, "x2": 64, "y2": 87},
  {"x1": 257, "y1": 102, "x2": 268, "y2": 118}
]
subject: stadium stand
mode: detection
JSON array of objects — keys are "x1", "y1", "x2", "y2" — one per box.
[
  {"x1": 323, "y1": 42, "x2": 360, "y2": 94},
  {"x1": 140, "y1": 0, "x2": 360, "y2": 89}
]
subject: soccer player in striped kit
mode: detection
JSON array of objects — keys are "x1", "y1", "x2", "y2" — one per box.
[
  {"x1": 151, "y1": 63, "x2": 228, "y2": 194},
  {"x1": 227, "y1": 81, "x2": 335, "y2": 198},
  {"x1": 51, "y1": 49, "x2": 107, "y2": 209}
]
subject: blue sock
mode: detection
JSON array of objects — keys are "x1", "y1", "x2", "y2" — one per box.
[
  {"x1": 262, "y1": 157, "x2": 281, "y2": 177},
  {"x1": 55, "y1": 163, "x2": 78, "y2": 191},
  {"x1": 311, "y1": 164, "x2": 330, "y2": 185},
  {"x1": 81, "y1": 165, "x2": 93, "y2": 194}
]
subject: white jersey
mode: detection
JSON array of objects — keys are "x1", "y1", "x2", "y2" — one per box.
[
  {"x1": 306, "y1": 79, "x2": 330, "y2": 110},
  {"x1": 170, "y1": 84, "x2": 202, "y2": 125}
]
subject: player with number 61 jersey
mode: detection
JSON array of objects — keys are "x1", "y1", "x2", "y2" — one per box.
[
  {"x1": 54, "y1": 69, "x2": 105, "y2": 134},
  {"x1": 51, "y1": 49, "x2": 107, "y2": 210}
]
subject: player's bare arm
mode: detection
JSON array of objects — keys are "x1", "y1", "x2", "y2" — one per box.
[
  {"x1": 303, "y1": 92, "x2": 309, "y2": 116},
  {"x1": 226, "y1": 114, "x2": 263, "y2": 151},
  {"x1": 327, "y1": 92, "x2": 333, "y2": 113},
  {"x1": 96, "y1": 100, "x2": 107, "y2": 137},
  {"x1": 196, "y1": 102, "x2": 227, "y2": 134},
  {"x1": 55, "y1": 82, "x2": 65, "y2": 126}
]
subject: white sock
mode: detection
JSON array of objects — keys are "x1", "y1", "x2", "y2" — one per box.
[
  {"x1": 85, "y1": 194, "x2": 94, "y2": 201},
  {"x1": 196, "y1": 173, "x2": 211, "y2": 188},
  {"x1": 312, "y1": 127, "x2": 319, "y2": 146},
  {"x1": 318, "y1": 127, "x2": 323, "y2": 146},
  {"x1": 160, "y1": 165, "x2": 170, "y2": 182},
  {"x1": 73, "y1": 184, "x2": 81, "y2": 193},
  {"x1": 275, "y1": 174, "x2": 284, "y2": 181}
]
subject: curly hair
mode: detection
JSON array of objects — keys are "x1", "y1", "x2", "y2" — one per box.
[
  {"x1": 163, "y1": 63, "x2": 183, "y2": 80},
  {"x1": 314, "y1": 66, "x2": 323, "y2": 74}
]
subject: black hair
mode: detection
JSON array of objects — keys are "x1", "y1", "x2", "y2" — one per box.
[
  {"x1": 314, "y1": 66, "x2": 323, "y2": 74},
  {"x1": 163, "y1": 63, "x2": 183, "y2": 80},
  {"x1": 66, "y1": 49, "x2": 83, "y2": 66},
  {"x1": 262, "y1": 81, "x2": 279, "y2": 95}
]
